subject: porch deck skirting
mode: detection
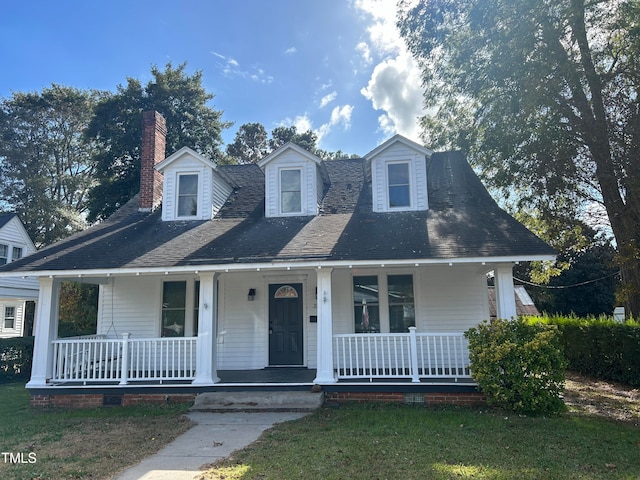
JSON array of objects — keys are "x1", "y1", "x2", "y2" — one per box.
[{"x1": 47, "y1": 330, "x2": 472, "y2": 386}]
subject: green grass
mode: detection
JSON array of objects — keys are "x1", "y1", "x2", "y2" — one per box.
[
  {"x1": 200, "y1": 403, "x2": 640, "y2": 480},
  {"x1": 0, "y1": 382, "x2": 192, "y2": 480}
]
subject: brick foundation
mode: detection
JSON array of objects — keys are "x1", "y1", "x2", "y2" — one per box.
[
  {"x1": 324, "y1": 391, "x2": 486, "y2": 406},
  {"x1": 30, "y1": 393, "x2": 196, "y2": 408}
]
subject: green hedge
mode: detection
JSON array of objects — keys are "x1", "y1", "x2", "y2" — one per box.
[
  {"x1": 524, "y1": 315, "x2": 640, "y2": 386},
  {"x1": 0, "y1": 337, "x2": 34, "y2": 382}
]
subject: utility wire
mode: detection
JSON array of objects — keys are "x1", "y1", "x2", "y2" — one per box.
[{"x1": 514, "y1": 271, "x2": 620, "y2": 289}]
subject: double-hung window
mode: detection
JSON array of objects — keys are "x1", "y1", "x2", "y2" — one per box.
[
  {"x1": 0, "y1": 244, "x2": 7, "y2": 265},
  {"x1": 280, "y1": 169, "x2": 302, "y2": 214},
  {"x1": 12, "y1": 247, "x2": 22, "y2": 262},
  {"x1": 353, "y1": 274, "x2": 415, "y2": 333},
  {"x1": 161, "y1": 280, "x2": 200, "y2": 337},
  {"x1": 388, "y1": 275, "x2": 415, "y2": 332},
  {"x1": 4, "y1": 306, "x2": 15, "y2": 329},
  {"x1": 177, "y1": 173, "x2": 199, "y2": 218},
  {"x1": 387, "y1": 162, "x2": 411, "y2": 208},
  {"x1": 353, "y1": 276, "x2": 380, "y2": 333}
]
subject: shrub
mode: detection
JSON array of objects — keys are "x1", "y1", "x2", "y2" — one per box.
[
  {"x1": 465, "y1": 318, "x2": 566, "y2": 415},
  {"x1": 524, "y1": 314, "x2": 640, "y2": 386},
  {"x1": 0, "y1": 337, "x2": 34, "y2": 382}
]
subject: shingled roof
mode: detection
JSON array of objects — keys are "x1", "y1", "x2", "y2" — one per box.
[
  {"x1": 0, "y1": 151, "x2": 554, "y2": 274},
  {"x1": 0, "y1": 213, "x2": 17, "y2": 229}
]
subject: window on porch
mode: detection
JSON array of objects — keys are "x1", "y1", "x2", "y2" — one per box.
[
  {"x1": 353, "y1": 276, "x2": 380, "y2": 333},
  {"x1": 353, "y1": 274, "x2": 415, "y2": 333},
  {"x1": 388, "y1": 274, "x2": 415, "y2": 332},
  {"x1": 162, "y1": 280, "x2": 200, "y2": 337}
]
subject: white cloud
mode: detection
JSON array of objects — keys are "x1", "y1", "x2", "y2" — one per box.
[
  {"x1": 356, "y1": 41, "x2": 372, "y2": 65},
  {"x1": 360, "y1": 52, "x2": 424, "y2": 141},
  {"x1": 354, "y1": 0, "x2": 425, "y2": 141},
  {"x1": 211, "y1": 51, "x2": 273, "y2": 84},
  {"x1": 319, "y1": 91, "x2": 337, "y2": 108},
  {"x1": 354, "y1": 0, "x2": 403, "y2": 57},
  {"x1": 284, "y1": 47, "x2": 297, "y2": 55},
  {"x1": 279, "y1": 105, "x2": 354, "y2": 146},
  {"x1": 318, "y1": 104, "x2": 354, "y2": 143}
]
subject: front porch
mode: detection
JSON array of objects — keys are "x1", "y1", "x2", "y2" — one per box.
[{"x1": 45, "y1": 330, "x2": 474, "y2": 387}]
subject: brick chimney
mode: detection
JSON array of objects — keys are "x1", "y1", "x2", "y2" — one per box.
[{"x1": 139, "y1": 111, "x2": 167, "y2": 212}]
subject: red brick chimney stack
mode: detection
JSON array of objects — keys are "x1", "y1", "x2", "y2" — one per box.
[{"x1": 139, "y1": 111, "x2": 167, "y2": 212}]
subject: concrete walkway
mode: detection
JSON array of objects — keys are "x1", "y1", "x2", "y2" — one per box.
[{"x1": 114, "y1": 411, "x2": 310, "y2": 480}]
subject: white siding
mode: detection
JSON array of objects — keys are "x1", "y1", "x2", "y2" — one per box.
[
  {"x1": 160, "y1": 154, "x2": 232, "y2": 221},
  {"x1": 263, "y1": 150, "x2": 319, "y2": 217},
  {"x1": 0, "y1": 301, "x2": 24, "y2": 338},
  {"x1": 417, "y1": 266, "x2": 489, "y2": 331},
  {"x1": 216, "y1": 272, "x2": 268, "y2": 369},
  {"x1": 216, "y1": 271, "x2": 318, "y2": 369},
  {"x1": 97, "y1": 277, "x2": 162, "y2": 338},
  {"x1": 330, "y1": 266, "x2": 488, "y2": 335},
  {"x1": 0, "y1": 217, "x2": 39, "y2": 299},
  {"x1": 212, "y1": 170, "x2": 233, "y2": 216},
  {"x1": 370, "y1": 143, "x2": 429, "y2": 212}
]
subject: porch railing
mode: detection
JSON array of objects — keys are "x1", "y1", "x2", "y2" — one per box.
[
  {"x1": 333, "y1": 328, "x2": 471, "y2": 382},
  {"x1": 51, "y1": 334, "x2": 197, "y2": 384}
]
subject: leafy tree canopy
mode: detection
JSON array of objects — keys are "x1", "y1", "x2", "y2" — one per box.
[
  {"x1": 86, "y1": 62, "x2": 231, "y2": 222},
  {"x1": 0, "y1": 85, "x2": 103, "y2": 245},
  {"x1": 399, "y1": 0, "x2": 640, "y2": 316},
  {"x1": 225, "y1": 122, "x2": 357, "y2": 163}
]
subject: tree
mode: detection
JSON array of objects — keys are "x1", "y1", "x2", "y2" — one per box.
[
  {"x1": 225, "y1": 122, "x2": 356, "y2": 163},
  {"x1": 86, "y1": 63, "x2": 231, "y2": 222},
  {"x1": 399, "y1": 0, "x2": 640, "y2": 317},
  {"x1": 0, "y1": 85, "x2": 102, "y2": 245},
  {"x1": 268, "y1": 125, "x2": 318, "y2": 153},
  {"x1": 512, "y1": 215, "x2": 618, "y2": 316},
  {"x1": 225, "y1": 122, "x2": 268, "y2": 164}
]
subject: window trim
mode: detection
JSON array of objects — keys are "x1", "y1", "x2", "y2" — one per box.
[
  {"x1": 0, "y1": 244, "x2": 7, "y2": 265},
  {"x1": 175, "y1": 172, "x2": 201, "y2": 219},
  {"x1": 278, "y1": 167, "x2": 304, "y2": 215},
  {"x1": 4, "y1": 306, "x2": 16, "y2": 330},
  {"x1": 386, "y1": 161, "x2": 412, "y2": 209},
  {"x1": 160, "y1": 279, "x2": 200, "y2": 337},
  {"x1": 352, "y1": 272, "x2": 416, "y2": 334}
]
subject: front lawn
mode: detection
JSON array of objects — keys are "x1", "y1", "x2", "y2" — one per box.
[
  {"x1": 200, "y1": 385, "x2": 640, "y2": 480},
  {"x1": 0, "y1": 382, "x2": 192, "y2": 480}
]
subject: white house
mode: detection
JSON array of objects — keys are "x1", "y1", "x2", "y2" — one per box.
[
  {"x1": 0, "y1": 214, "x2": 38, "y2": 338},
  {"x1": 0, "y1": 112, "x2": 555, "y2": 407}
]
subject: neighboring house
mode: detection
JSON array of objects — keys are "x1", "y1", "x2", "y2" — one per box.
[
  {"x1": 487, "y1": 285, "x2": 541, "y2": 318},
  {"x1": 0, "y1": 112, "x2": 555, "y2": 407},
  {"x1": 0, "y1": 213, "x2": 38, "y2": 338}
]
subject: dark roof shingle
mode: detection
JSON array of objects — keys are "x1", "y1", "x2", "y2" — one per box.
[{"x1": 0, "y1": 152, "x2": 555, "y2": 273}]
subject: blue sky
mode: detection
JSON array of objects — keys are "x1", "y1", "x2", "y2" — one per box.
[{"x1": 0, "y1": 0, "x2": 425, "y2": 156}]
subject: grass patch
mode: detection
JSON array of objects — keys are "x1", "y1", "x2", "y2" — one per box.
[
  {"x1": 0, "y1": 383, "x2": 192, "y2": 480},
  {"x1": 200, "y1": 403, "x2": 640, "y2": 480}
]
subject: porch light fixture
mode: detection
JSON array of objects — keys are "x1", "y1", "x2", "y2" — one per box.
[{"x1": 247, "y1": 288, "x2": 256, "y2": 301}]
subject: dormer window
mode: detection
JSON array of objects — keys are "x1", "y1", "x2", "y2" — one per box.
[
  {"x1": 388, "y1": 162, "x2": 411, "y2": 208},
  {"x1": 280, "y1": 168, "x2": 302, "y2": 214},
  {"x1": 365, "y1": 135, "x2": 432, "y2": 213},
  {"x1": 177, "y1": 173, "x2": 199, "y2": 218}
]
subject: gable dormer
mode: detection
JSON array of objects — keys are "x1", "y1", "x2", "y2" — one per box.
[
  {"x1": 155, "y1": 147, "x2": 234, "y2": 221},
  {"x1": 258, "y1": 143, "x2": 325, "y2": 217},
  {"x1": 364, "y1": 135, "x2": 432, "y2": 213}
]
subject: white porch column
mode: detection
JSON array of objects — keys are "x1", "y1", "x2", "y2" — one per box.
[
  {"x1": 26, "y1": 277, "x2": 60, "y2": 388},
  {"x1": 314, "y1": 267, "x2": 336, "y2": 384},
  {"x1": 192, "y1": 272, "x2": 220, "y2": 385},
  {"x1": 495, "y1": 264, "x2": 517, "y2": 320}
]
